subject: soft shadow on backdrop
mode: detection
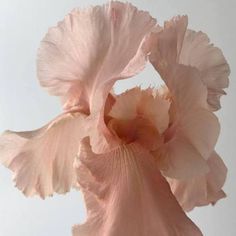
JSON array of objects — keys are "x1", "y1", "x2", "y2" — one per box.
[{"x1": 0, "y1": 0, "x2": 235, "y2": 235}]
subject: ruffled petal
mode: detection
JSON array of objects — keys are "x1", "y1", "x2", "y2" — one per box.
[
  {"x1": 38, "y1": 2, "x2": 156, "y2": 112},
  {"x1": 180, "y1": 30, "x2": 230, "y2": 111},
  {"x1": 151, "y1": 65, "x2": 220, "y2": 179},
  {"x1": 73, "y1": 139, "x2": 202, "y2": 236},
  {"x1": 149, "y1": 15, "x2": 188, "y2": 68},
  {"x1": 107, "y1": 87, "x2": 170, "y2": 150},
  {"x1": 153, "y1": 134, "x2": 209, "y2": 180},
  {"x1": 109, "y1": 87, "x2": 144, "y2": 120},
  {"x1": 109, "y1": 87, "x2": 170, "y2": 134},
  {"x1": 179, "y1": 109, "x2": 220, "y2": 160},
  {"x1": 158, "y1": 64, "x2": 208, "y2": 111},
  {"x1": 149, "y1": 17, "x2": 206, "y2": 112},
  {"x1": 149, "y1": 15, "x2": 230, "y2": 111},
  {"x1": 167, "y1": 151, "x2": 227, "y2": 211},
  {"x1": 0, "y1": 112, "x2": 86, "y2": 198},
  {"x1": 38, "y1": 2, "x2": 156, "y2": 153}
]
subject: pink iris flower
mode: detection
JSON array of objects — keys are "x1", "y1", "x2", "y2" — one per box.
[{"x1": 0, "y1": 2, "x2": 230, "y2": 235}]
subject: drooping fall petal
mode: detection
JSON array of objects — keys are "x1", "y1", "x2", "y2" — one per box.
[
  {"x1": 74, "y1": 139, "x2": 202, "y2": 236},
  {"x1": 0, "y1": 112, "x2": 86, "y2": 198},
  {"x1": 167, "y1": 151, "x2": 227, "y2": 211}
]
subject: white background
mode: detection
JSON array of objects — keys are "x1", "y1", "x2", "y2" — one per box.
[{"x1": 0, "y1": 0, "x2": 235, "y2": 235}]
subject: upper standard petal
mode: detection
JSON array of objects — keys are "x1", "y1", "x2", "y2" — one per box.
[
  {"x1": 149, "y1": 15, "x2": 230, "y2": 111},
  {"x1": 37, "y1": 1, "x2": 156, "y2": 113}
]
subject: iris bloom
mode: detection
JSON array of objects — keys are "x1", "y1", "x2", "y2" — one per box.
[{"x1": 0, "y1": 2, "x2": 230, "y2": 235}]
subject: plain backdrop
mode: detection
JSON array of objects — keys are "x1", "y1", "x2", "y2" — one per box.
[{"x1": 0, "y1": 0, "x2": 235, "y2": 235}]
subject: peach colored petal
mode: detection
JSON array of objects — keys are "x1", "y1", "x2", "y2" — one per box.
[
  {"x1": 150, "y1": 65, "x2": 220, "y2": 178},
  {"x1": 107, "y1": 87, "x2": 171, "y2": 150},
  {"x1": 149, "y1": 15, "x2": 230, "y2": 111},
  {"x1": 165, "y1": 66, "x2": 220, "y2": 160},
  {"x1": 149, "y1": 15, "x2": 188, "y2": 70},
  {"x1": 180, "y1": 30, "x2": 230, "y2": 111},
  {"x1": 179, "y1": 109, "x2": 220, "y2": 160},
  {"x1": 149, "y1": 90, "x2": 171, "y2": 134},
  {"x1": 37, "y1": 2, "x2": 156, "y2": 153},
  {"x1": 109, "y1": 87, "x2": 170, "y2": 134},
  {"x1": 37, "y1": 2, "x2": 156, "y2": 112},
  {"x1": 153, "y1": 134, "x2": 209, "y2": 179},
  {"x1": 73, "y1": 139, "x2": 202, "y2": 236},
  {"x1": 107, "y1": 117, "x2": 162, "y2": 151},
  {"x1": 167, "y1": 151, "x2": 227, "y2": 211},
  {"x1": 109, "y1": 87, "x2": 144, "y2": 120},
  {"x1": 0, "y1": 112, "x2": 86, "y2": 198},
  {"x1": 159, "y1": 64, "x2": 208, "y2": 111}
]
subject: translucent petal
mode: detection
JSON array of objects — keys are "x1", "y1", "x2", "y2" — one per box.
[
  {"x1": 167, "y1": 151, "x2": 227, "y2": 211},
  {"x1": 37, "y1": 2, "x2": 156, "y2": 113},
  {"x1": 149, "y1": 15, "x2": 230, "y2": 111},
  {"x1": 38, "y1": 2, "x2": 157, "y2": 153},
  {"x1": 180, "y1": 30, "x2": 230, "y2": 111},
  {"x1": 0, "y1": 112, "x2": 86, "y2": 198},
  {"x1": 151, "y1": 65, "x2": 220, "y2": 178}
]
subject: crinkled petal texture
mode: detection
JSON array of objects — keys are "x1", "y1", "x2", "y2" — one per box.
[
  {"x1": 0, "y1": 4, "x2": 229, "y2": 235},
  {"x1": 149, "y1": 15, "x2": 227, "y2": 209},
  {"x1": 167, "y1": 151, "x2": 227, "y2": 211},
  {"x1": 109, "y1": 87, "x2": 170, "y2": 134},
  {"x1": 180, "y1": 29, "x2": 230, "y2": 111},
  {"x1": 74, "y1": 139, "x2": 202, "y2": 236},
  {"x1": 37, "y1": 1, "x2": 156, "y2": 153},
  {"x1": 37, "y1": 2, "x2": 156, "y2": 108},
  {"x1": 149, "y1": 64, "x2": 220, "y2": 179},
  {"x1": 0, "y1": 112, "x2": 86, "y2": 198},
  {"x1": 107, "y1": 87, "x2": 170, "y2": 151},
  {"x1": 149, "y1": 15, "x2": 230, "y2": 111}
]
